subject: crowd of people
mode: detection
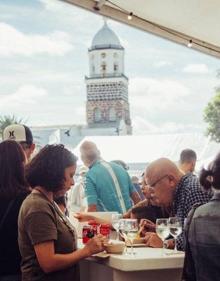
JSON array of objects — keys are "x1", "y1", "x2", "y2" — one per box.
[
  {"x1": 0, "y1": 123, "x2": 219, "y2": 281},
  {"x1": 0, "y1": 125, "x2": 105, "y2": 281}
]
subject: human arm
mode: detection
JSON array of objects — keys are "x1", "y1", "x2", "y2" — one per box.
[
  {"x1": 34, "y1": 235, "x2": 105, "y2": 273},
  {"x1": 74, "y1": 212, "x2": 110, "y2": 225},
  {"x1": 128, "y1": 176, "x2": 141, "y2": 205},
  {"x1": 25, "y1": 210, "x2": 105, "y2": 274},
  {"x1": 139, "y1": 218, "x2": 156, "y2": 236},
  {"x1": 144, "y1": 233, "x2": 174, "y2": 249},
  {"x1": 144, "y1": 232, "x2": 163, "y2": 248},
  {"x1": 123, "y1": 199, "x2": 149, "y2": 218},
  {"x1": 84, "y1": 174, "x2": 98, "y2": 212},
  {"x1": 131, "y1": 191, "x2": 141, "y2": 205}
]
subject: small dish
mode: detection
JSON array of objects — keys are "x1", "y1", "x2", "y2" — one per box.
[{"x1": 104, "y1": 240, "x2": 125, "y2": 254}]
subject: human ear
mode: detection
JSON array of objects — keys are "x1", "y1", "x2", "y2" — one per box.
[{"x1": 168, "y1": 175, "x2": 176, "y2": 187}]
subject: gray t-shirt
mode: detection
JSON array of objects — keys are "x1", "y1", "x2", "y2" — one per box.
[{"x1": 18, "y1": 192, "x2": 79, "y2": 281}]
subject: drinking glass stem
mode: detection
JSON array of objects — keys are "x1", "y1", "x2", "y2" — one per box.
[
  {"x1": 116, "y1": 230, "x2": 119, "y2": 240},
  {"x1": 162, "y1": 239, "x2": 166, "y2": 256},
  {"x1": 124, "y1": 244, "x2": 128, "y2": 255},
  {"x1": 124, "y1": 233, "x2": 129, "y2": 255},
  {"x1": 131, "y1": 241, "x2": 135, "y2": 255},
  {"x1": 174, "y1": 238, "x2": 177, "y2": 252}
]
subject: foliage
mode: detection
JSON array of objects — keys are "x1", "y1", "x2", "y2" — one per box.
[
  {"x1": 204, "y1": 89, "x2": 220, "y2": 142},
  {"x1": 0, "y1": 115, "x2": 24, "y2": 138}
]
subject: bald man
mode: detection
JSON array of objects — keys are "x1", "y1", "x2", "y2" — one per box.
[
  {"x1": 80, "y1": 141, "x2": 141, "y2": 214},
  {"x1": 143, "y1": 158, "x2": 211, "y2": 250}
]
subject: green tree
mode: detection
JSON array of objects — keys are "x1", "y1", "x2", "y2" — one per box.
[
  {"x1": 0, "y1": 115, "x2": 24, "y2": 138},
  {"x1": 204, "y1": 88, "x2": 220, "y2": 142}
]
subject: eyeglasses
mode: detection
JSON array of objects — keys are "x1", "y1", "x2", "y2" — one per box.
[{"x1": 147, "y1": 174, "x2": 169, "y2": 188}]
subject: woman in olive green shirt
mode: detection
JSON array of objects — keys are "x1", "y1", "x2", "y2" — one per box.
[{"x1": 18, "y1": 144, "x2": 105, "y2": 281}]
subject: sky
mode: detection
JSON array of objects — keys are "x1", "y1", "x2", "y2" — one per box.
[{"x1": 0, "y1": 0, "x2": 219, "y2": 135}]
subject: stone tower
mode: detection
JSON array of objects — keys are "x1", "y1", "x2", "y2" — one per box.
[{"x1": 85, "y1": 21, "x2": 132, "y2": 135}]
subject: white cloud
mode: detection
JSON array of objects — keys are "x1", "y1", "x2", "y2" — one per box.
[
  {"x1": 153, "y1": 61, "x2": 172, "y2": 68},
  {"x1": 0, "y1": 23, "x2": 73, "y2": 56},
  {"x1": 183, "y1": 63, "x2": 209, "y2": 74},
  {"x1": 39, "y1": 0, "x2": 92, "y2": 24},
  {"x1": 130, "y1": 77, "x2": 190, "y2": 111},
  {"x1": 0, "y1": 85, "x2": 48, "y2": 108},
  {"x1": 39, "y1": 0, "x2": 62, "y2": 11},
  {"x1": 132, "y1": 116, "x2": 202, "y2": 135},
  {"x1": 0, "y1": 71, "x2": 79, "y2": 86}
]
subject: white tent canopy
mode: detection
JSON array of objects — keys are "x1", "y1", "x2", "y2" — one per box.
[
  {"x1": 73, "y1": 133, "x2": 220, "y2": 174},
  {"x1": 63, "y1": 0, "x2": 220, "y2": 58}
]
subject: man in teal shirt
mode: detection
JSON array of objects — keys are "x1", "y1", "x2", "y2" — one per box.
[{"x1": 80, "y1": 141, "x2": 141, "y2": 213}]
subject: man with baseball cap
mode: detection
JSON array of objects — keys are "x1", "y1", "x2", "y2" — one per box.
[{"x1": 3, "y1": 124, "x2": 35, "y2": 161}]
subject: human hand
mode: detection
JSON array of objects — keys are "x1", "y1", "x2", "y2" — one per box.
[
  {"x1": 142, "y1": 185, "x2": 152, "y2": 199},
  {"x1": 83, "y1": 234, "x2": 106, "y2": 256},
  {"x1": 144, "y1": 232, "x2": 163, "y2": 248},
  {"x1": 139, "y1": 219, "x2": 156, "y2": 236},
  {"x1": 122, "y1": 211, "x2": 131, "y2": 218}
]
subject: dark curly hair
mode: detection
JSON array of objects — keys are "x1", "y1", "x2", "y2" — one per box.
[
  {"x1": 199, "y1": 152, "x2": 220, "y2": 191},
  {"x1": 0, "y1": 140, "x2": 28, "y2": 199},
  {"x1": 26, "y1": 144, "x2": 77, "y2": 192}
]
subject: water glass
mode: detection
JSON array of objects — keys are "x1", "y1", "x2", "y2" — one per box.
[
  {"x1": 126, "y1": 219, "x2": 138, "y2": 255},
  {"x1": 119, "y1": 219, "x2": 130, "y2": 255},
  {"x1": 156, "y1": 218, "x2": 170, "y2": 254},
  {"x1": 111, "y1": 213, "x2": 122, "y2": 240},
  {"x1": 168, "y1": 217, "x2": 182, "y2": 252}
]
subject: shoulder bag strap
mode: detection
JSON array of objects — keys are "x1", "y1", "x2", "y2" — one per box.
[
  {"x1": 100, "y1": 161, "x2": 127, "y2": 213},
  {"x1": 0, "y1": 199, "x2": 15, "y2": 230},
  {"x1": 52, "y1": 201, "x2": 77, "y2": 248}
]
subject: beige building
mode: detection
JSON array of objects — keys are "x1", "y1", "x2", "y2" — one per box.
[{"x1": 85, "y1": 20, "x2": 132, "y2": 134}]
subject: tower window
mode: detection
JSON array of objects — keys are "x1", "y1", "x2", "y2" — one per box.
[
  {"x1": 92, "y1": 65, "x2": 95, "y2": 73},
  {"x1": 109, "y1": 107, "x2": 116, "y2": 121},
  {"x1": 101, "y1": 63, "x2": 106, "y2": 72},
  {"x1": 101, "y1": 52, "x2": 106, "y2": 58},
  {"x1": 94, "y1": 107, "x2": 102, "y2": 122},
  {"x1": 114, "y1": 64, "x2": 118, "y2": 72}
]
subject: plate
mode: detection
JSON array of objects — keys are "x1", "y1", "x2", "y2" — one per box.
[
  {"x1": 93, "y1": 251, "x2": 110, "y2": 259},
  {"x1": 126, "y1": 243, "x2": 146, "y2": 247}
]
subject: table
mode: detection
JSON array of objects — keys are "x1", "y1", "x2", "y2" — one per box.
[{"x1": 79, "y1": 242, "x2": 185, "y2": 281}]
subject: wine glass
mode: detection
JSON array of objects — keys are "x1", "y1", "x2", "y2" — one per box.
[
  {"x1": 168, "y1": 217, "x2": 182, "y2": 253},
  {"x1": 126, "y1": 219, "x2": 138, "y2": 255},
  {"x1": 111, "y1": 213, "x2": 122, "y2": 240},
  {"x1": 119, "y1": 219, "x2": 130, "y2": 255},
  {"x1": 156, "y1": 218, "x2": 170, "y2": 255}
]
